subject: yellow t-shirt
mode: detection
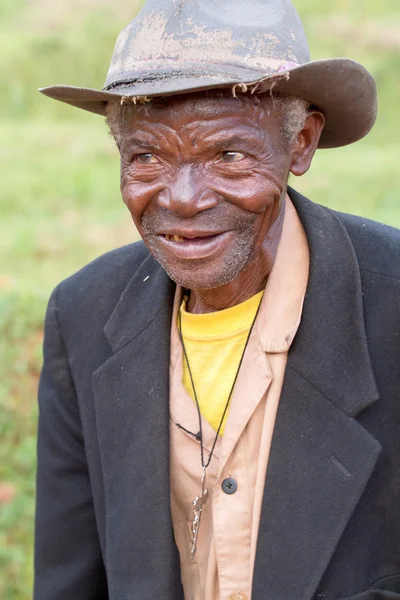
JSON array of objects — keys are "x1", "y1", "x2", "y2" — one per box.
[{"x1": 179, "y1": 291, "x2": 263, "y2": 435}]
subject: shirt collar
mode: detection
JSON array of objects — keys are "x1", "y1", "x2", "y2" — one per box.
[{"x1": 255, "y1": 194, "x2": 309, "y2": 353}]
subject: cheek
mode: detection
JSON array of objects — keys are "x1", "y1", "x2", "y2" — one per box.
[
  {"x1": 120, "y1": 166, "x2": 164, "y2": 227},
  {"x1": 211, "y1": 170, "x2": 284, "y2": 213},
  {"x1": 208, "y1": 147, "x2": 289, "y2": 212},
  {"x1": 251, "y1": 189, "x2": 285, "y2": 255}
]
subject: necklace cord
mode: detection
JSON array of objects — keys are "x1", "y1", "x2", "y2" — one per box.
[
  {"x1": 178, "y1": 295, "x2": 262, "y2": 470},
  {"x1": 176, "y1": 422, "x2": 201, "y2": 441}
]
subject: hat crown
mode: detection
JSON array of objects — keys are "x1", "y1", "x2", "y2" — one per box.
[{"x1": 105, "y1": 0, "x2": 311, "y2": 89}]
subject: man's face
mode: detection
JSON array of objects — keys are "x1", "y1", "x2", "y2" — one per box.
[{"x1": 119, "y1": 94, "x2": 300, "y2": 289}]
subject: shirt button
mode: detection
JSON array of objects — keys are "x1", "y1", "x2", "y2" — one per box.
[
  {"x1": 221, "y1": 477, "x2": 238, "y2": 495},
  {"x1": 229, "y1": 593, "x2": 246, "y2": 600}
]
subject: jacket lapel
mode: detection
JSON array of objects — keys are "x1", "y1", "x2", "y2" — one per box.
[
  {"x1": 252, "y1": 189, "x2": 381, "y2": 600},
  {"x1": 92, "y1": 253, "x2": 183, "y2": 600}
]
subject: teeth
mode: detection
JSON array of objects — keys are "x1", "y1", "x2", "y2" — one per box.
[{"x1": 165, "y1": 234, "x2": 185, "y2": 242}]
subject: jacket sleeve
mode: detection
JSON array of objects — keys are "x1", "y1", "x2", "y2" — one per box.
[{"x1": 34, "y1": 286, "x2": 108, "y2": 600}]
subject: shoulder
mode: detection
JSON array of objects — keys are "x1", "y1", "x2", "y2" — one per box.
[
  {"x1": 332, "y1": 210, "x2": 400, "y2": 282},
  {"x1": 289, "y1": 186, "x2": 400, "y2": 282},
  {"x1": 51, "y1": 240, "x2": 150, "y2": 324},
  {"x1": 59, "y1": 240, "x2": 148, "y2": 290}
]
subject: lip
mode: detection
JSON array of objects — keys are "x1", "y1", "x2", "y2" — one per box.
[
  {"x1": 157, "y1": 231, "x2": 233, "y2": 260},
  {"x1": 158, "y1": 229, "x2": 227, "y2": 239}
]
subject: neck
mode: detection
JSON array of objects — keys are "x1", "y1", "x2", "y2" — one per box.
[
  {"x1": 187, "y1": 200, "x2": 286, "y2": 314},
  {"x1": 186, "y1": 269, "x2": 266, "y2": 314}
]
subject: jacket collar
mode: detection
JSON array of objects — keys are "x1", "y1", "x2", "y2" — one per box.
[
  {"x1": 104, "y1": 250, "x2": 175, "y2": 353},
  {"x1": 287, "y1": 187, "x2": 378, "y2": 417}
]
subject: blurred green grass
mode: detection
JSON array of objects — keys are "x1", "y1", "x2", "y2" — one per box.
[{"x1": 0, "y1": 0, "x2": 399, "y2": 597}]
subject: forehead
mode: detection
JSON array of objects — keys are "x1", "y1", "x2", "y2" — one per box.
[{"x1": 124, "y1": 92, "x2": 279, "y2": 132}]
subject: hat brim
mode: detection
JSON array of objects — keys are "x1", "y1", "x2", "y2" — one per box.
[{"x1": 39, "y1": 58, "x2": 377, "y2": 149}]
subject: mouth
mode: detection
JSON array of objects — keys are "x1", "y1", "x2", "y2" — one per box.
[
  {"x1": 163, "y1": 233, "x2": 219, "y2": 243},
  {"x1": 157, "y1": 231, "x2": 233, "y2": 260}
]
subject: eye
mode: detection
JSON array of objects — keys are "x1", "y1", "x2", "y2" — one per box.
[
  {"x1": 135, "y1": 153, "x2": 158, "y2": 164},
  {"x1": 220, "y1": 151, "x2": 246, "y2": 163}
]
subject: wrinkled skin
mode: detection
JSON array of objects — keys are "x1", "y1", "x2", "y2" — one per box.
[{"x1": 118, "y1": 94, "x2": 324, "y2": 313}]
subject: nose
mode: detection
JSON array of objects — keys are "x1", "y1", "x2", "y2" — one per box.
[{"x1": 157, "y1": 164, "x2": 218, "y2": 218}]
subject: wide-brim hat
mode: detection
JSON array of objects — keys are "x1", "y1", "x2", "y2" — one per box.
[{"x1": 39, "y1": 0, "x2": 378, "y2": 149}]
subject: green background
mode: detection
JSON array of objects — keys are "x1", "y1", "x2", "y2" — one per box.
[{"x1": 1, "y1": 0, "x2": 399, "y2": 597}]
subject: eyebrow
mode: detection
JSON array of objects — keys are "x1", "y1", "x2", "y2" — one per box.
[
  {"x1": 203, "y1": 133, "x2": 263, "y2": 151},
  {"x1": 122, "y1": 134, "x2": 161, "y2": 151},
  {"x1": 122, "y1": 130, "x2": 264, "y2": 154}
]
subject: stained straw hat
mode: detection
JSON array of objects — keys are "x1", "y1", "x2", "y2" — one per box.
[{"x1": 39, "y1": 0, "x2": 378, "y2": 148}]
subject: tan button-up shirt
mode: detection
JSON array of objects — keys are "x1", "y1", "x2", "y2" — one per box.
[{"x1": 169, "y1": 195, "x2": 309, "y2": 600}]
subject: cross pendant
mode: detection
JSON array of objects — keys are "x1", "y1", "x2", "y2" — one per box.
[{"x1": 190, "y1": 467, "x2": 208, "y2": 560}]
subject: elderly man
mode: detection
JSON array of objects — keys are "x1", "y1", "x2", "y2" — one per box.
[{"x1": 34, "y1": 1, "x2": 400, "y2": 599}]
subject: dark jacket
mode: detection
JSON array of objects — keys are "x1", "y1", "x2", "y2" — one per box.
[{"x1": 34, "y1": 189, "x2": 400, "y2": 600}]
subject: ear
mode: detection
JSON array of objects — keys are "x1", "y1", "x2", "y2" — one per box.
[{"x1": 289, "y1": 111, "x2": 325, "y2": 177}]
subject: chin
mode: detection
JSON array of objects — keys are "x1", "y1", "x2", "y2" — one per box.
[{"x1": 161, "y1": 261, "x2": 245, "y2": 291}]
